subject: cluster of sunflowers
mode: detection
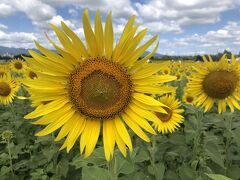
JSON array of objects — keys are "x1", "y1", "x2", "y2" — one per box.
[
  {"x1": 1, "y1": 10, "x2": 240, "y2": 161},
  {"x1": 0, "y1": 58, "x2": 38, "y2": 104}
]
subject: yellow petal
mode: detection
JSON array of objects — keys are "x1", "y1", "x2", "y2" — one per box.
[
  {"x1": 49, "y1": 23, "x2": 79, "y2": 59},
  {"x1": 132, "y1": 93, "x2": 166, "y2": 106},
  {"x1": 61, "y1": 21, "x2": 89, "y2": 58},
  {"x1": 125, "y1": 108, "x2": 156, "y2": 135},
  {"x1": 104, "y1": 11, "x2": 114, "y2": 59},
  {"x1": 82, "y1": 9, "x2": 98, "y2": 56},
  {"x1": 35, "y1": 110, "x2": 74, "y2": 136},
  {"x1": 84, "y1": 120, "x2": 101, "y2": 157},
  {"x1": 121, "y1": 113, "x2": 150, "y2": 142},
  {"x1": 25, "y1": 98, "x2": 69, "y2": 119},
  {"x1": 103, "y1": 119, "x2": 115, "y2": 159},
  {"x1": 114, "y1": 116, "x2": 132, "y2": 151},
  {"x1": 115, "y1": 130, "x2": 127, "y2": 157},
  {"x1": 131, "y1": 63, "x2": 163, "y2": 79},
  {"x1": 94, "y1": 10, "x2": 104, "y2": 56},
  {"x1": 130, "y1": 102, "x2": 166, "y2": 121},
  {"x1": 130, "y1": 41, "x2": 159, "y2": 73},
  {"x1": 124, "y1": 35, "x2": 157, "y2": 66}
]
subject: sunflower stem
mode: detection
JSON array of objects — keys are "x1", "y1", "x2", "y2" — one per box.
[
  {"x1": 9, "y1": 103, "x2": 16, "y2": 121},
  {"x1": 149, "y1": 136, "x2": 158, "y2": 180},
  {"x1": 224, "y1": 113, "x2": 233, "y2": 175},
  {"x1": 7, "y1": 139, "x2": 14, "y2": 178},
  {"x1": 192, "y1": 108, "x2": 204, "y2": 175},
  {"x1": 109, "y1": 156, "x2": 117, "y2": 180}
]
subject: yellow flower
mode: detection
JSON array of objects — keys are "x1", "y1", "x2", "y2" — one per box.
[
  {"x1": 152, "y1": 95, "x2": 184, "y2": 134},
  {"x1": 10, "y1": 58, "x2": 27, "y2": 74},
  {"x1": 0, "y1": 75, "x2": 19, "y2": 104},
  {"x1": 23, "y1": 10, "x2": 176, "y2": 160},
  {"x1": 182, "y1": 90, "x2": 195, "y2": 105},
  {"x1": 186, "y1": 54, "x2": 240, "y2": 113},
  {"x1": 24, "y1": 68, "x2": 38, "y2": 80},
  {"x1": 161, "y1": 66, "x2": 171, "y2": 75}
]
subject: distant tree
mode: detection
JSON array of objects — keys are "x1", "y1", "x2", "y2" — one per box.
[{"x1": 223, "y1": 49, "x2": 232, "y2": 59}]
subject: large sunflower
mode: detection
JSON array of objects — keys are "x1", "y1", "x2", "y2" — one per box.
[
  {"x1": 186, "y1": 55, "x2": 240, "y2": 113},
  {"x1": 0, "y1": 75, "x2": 19, "y2": 104},
  {"x1": 23, "y1": 10, "x2": 176, "y2": 160},
  {"x1": 152, "y1": 95, "x2": 184, "y2": 134}
]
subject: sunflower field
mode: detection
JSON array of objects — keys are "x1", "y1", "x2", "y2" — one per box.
[{"x1": 1, "y1": 10, "x2": 240, "y2": 180}]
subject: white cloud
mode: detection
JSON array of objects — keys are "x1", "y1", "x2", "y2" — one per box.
[
  {"x1": 42, "y1": 0, "x2": 137, "y2": 19},
  {"x1": 68, "y1": 8, "x2": 78, "y2": 17},
  {"x1": 161, "y1": 21, "x2": 240, "y2": 54},
  {"x1": 143, "y1": 21, "x2": 182, "y2": 34},
  {"x1": 135, "y1": 0, "x2": 240, "y2": 33},
  {"x1": 1, "y1": 0, "x2": 56, "y2": 29},
  {"x1": 0, "y1": 24, "x2": 8, "y2": 30},
  {"x1": 49, "y1": 15, "x2": 76, "y2": 29},
  {"x1": 0, "y1": 30, "x2": 37, "y2": 48},
  {"x1": 0, "y1": 3, "x2": 15, "y2": 16}
]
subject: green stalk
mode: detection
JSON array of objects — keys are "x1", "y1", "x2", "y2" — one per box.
[
  {"x1": 7, "y1": 140, "x2": 14, "y2": 177},
  {"x1": 191, "y1": 108, "x2": 205, "y2": 176},
  {"x1": 108, "y1": 156, "x2": 117, "y2": 180},
  {"x1": 224, "y1": 113, "x2": 233, "y2": 175},
  {"x1": 192, "y1": 109, "x2": 203, "y2": 157},
  {"x1": 149, "y1": 136, "x2": 158, "y2": 180}
]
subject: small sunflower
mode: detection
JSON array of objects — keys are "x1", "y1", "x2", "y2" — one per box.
[
  {"x1": 24, "y1": 68, "x2": 38, "y2": 79},
  {"x1": 10, "y1": 58, "x2": 27, "y2": 74},
  {"x1": 186, "y1": 54, "x2": 240, "y2": 113},
  {"x1": 23, "y1": 10, "x2": 176, "y2": 160},
  {"x1": 175, "y1": 71, "x2": 183, "y2": 81},
  {"x1": 0, "y1": 75, "x2": 19, "y2": 104},
  {"x1": 161, "y1": 66, "x2": 171, "y2": 75},
  {"x1": 182, "y1": 90, "x2": 195, "y2": 105},
  {"x1": 152, "y1": 95, "x2": 184, "y2": 134},
  {"x1": 0, "y1": 67, "x2": 7, "y2": 77}
]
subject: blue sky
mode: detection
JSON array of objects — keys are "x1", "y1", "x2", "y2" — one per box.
[{"x1": 0, "y1": 0, "x2": 240, "y2": 55}]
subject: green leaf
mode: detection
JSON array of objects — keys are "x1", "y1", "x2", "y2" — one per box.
[
  {"x1": 56, "y1": 157, "x2": 69, "y2": 178},
  {"x1": 205, "y1": 141, "x2": 225, "y2": 169},
  {"x1": 134, "y1": 148, "x2": 150, "y2": 163},
  {"x1": 154, "y1": 163, "x2": 165, "y2": 180},
  {"x1": 116, "y1": 156, "x2": 135, "y2": 175},
  {"x1": 205, "y1": 173, "x2": 233, "y2": 180},
  {"x1": 0, "y1": 166, "x2": 11, "y2": 176},
  {"x1": 82, "y1": 166, "x2": 110, "y2": 180},
  {"x1": 178, "y1": 165, "x2": 197, "y2": 180},
  {"x1": 233, "y1": 128, "x2": 240, "y2": 146}
]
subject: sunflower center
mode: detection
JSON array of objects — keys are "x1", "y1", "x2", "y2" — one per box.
[
  {"x1": 164, "y1": 70, "x2": 169, "y2": 74},
  {"x1": 14, "y1": 62, "x2": 22, "y2": 69},
  {"x1": 176, "y1": 74, "x2": 181, "y2": 80},
  {"x1": 203, "y1": 70, "x2": 238, "y2": 99},
  {"x1": 0, "y1": 82, "x2": 11, "y2": 96},
  {"x1": 186, "y1": 96, "x2": 193, "y2": 103},
  {"x1": 156, "y1": 107, "x2": 172, "y2": 122},
  {"x1": 29, "y1": 71, "x2": 37, "y2": 79},
  {"x1": 68, "y1": 57, "x2": 132, "y2": 119}
]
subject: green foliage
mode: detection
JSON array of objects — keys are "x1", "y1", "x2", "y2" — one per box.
[{"x1": 1, "y1": 88, "x2": 240, "y2": 180}]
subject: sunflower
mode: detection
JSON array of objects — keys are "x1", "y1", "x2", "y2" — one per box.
[
  {"x1": 24, "y1": 68, "x2": 38, "y2": 80},
  {"x1": 10, "y1": 58, "x2": 27, "y2": 74},
  {"x1": 23, "y1": 10, "x2": 176, "y2": 160},
  {"x1": 182, "y1": 90, "x2": 195, "y2": 105},
  {"x1": 0, "y1": 67, "x2": 7, "y2": 77},
  {"x1": 186, "y1": 54, "x2": 240, "y2": 113},
  {"x1": 175, "y1": 71, "x2": 183, "y2": 81},
  {"x1": 0, "y1": 75, "x2": 19, "y2": 104},
  {"x1": 152, "y1": 95, "x2": 184, "y2": 134},
  {"x1": 161, "y1": 66, "x2": 171, "y2": 75}
]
